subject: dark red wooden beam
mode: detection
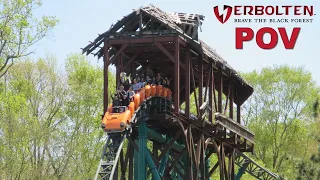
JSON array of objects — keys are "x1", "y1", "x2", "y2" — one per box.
[
  {"x1": 230, "y1": 83, "x2": 234, "y2": 119},
  {"x1": 103, "y1": 40, "x2": 109, "y2": 114},
  {"x1": 218, "y1": 69, "x2": 223, "y2": 113},
  {"x1": 154, "y1": 42, "x2": 174, "y2": 62},
  {"x1": 108, "y1": 36, "x2": 175, "y2": 45},
  {"x1": 116, "y1": 57, "x2": 121, "y2": 87},
  {"x1": 199, "y1": 57, "x2": 203, "y2": 118},
  {"x1": 209, "y1": 65, "x2": 213, "y2": 122},
  {"x1": 122, "y1": 52, "x2": 140, "y2": 71},
  {"x1": 185, "y1": 47, "x2": 191, "y2": 118},
  {"x1": 237, "y1": 104, "x2": 241, "y2": 124},
  {"x1": 107, "y1": 44, "x2": 128, "y2": 66},
  {"x1": 174, "y1": 36, "x2": 180, "y2": 114}
]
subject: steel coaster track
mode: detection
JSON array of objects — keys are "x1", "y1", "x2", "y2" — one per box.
[
  {"x1": 234, "y1": 149, "x2": 280, "y2": 180},
  {"x1": 94, "y1": 134, "x2": 127, "y2": 180},
  {"x1": 94, "y1": 96, "x2": 279, "y2": 180}
]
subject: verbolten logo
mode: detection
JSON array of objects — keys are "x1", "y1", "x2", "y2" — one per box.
[
  {"x1": 213, "y1": 5, "x2": 233, "y2": 24},
  {"x1": 212, "y1": 5, "x2": 315, "y2": 50}
]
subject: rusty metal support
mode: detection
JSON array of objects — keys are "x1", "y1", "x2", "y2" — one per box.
[
  {"x1": 185, "y1": 47, "x2": 191, "y2": 119},
  {"x1": 174, "y1": 36, "x2": 180, "y2": 114},
  {"x1": 103, "y1": 39, "x2": 109, "y2": 114}
]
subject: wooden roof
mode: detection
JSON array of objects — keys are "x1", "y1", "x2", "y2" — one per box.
[{"x1": 81, "y1": 4, "x2": 253, "y2": 105}]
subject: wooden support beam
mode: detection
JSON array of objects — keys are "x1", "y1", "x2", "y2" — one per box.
[
  {"x1": 179, "y1": 37, "x2": 188, "y2": 47},
  {"x1": 137, "y1": 64, "x2": 151, "y2": 74},
  {"x1": 213, "y1": 72, "x2": 218, "y2": 112},
  {"x1": 109, "y1": 36, "x2": 175, "y2": 45},
  {"x1": 103, "y1": 40, "x2": 109, "y2": 114},
  {"x1": 224, "y1": 81, "x2": 231, "y2": 115},
  {"x1": 204, "y1": 70, "x2": 211, "y2": 103},
  {"x1": 200, "y1": 134, "x2": 206, "y2": 180},
  {"x1": 195, "y1": 135, "x2": 202, "y2": 177},
  {"x1": 189, "y1": 128, "x2": 198, "y2": 171},
  {"x1": 191, "y1": 65, "x2": 200, "y2": 117},
  {"x1": 120, "y1": 52, "x2": 130, "y2": 59},
  {"x1": 154, "y1": 42, "x2": 174, "y2": 62},
  {"x1": 107, "y1": 44, "x2": 128, "y2": 66},
  {"x1": 130, "y1": 63, "x2": 135, "y2": 78},
  {"x1": 185, "y1": 48, "x2": 191, "y2": 119},
  {"x1": 199, "y1": 58, "x2": 203, "y2": 118},
  {"x1": 229, "y1": 82, "x2": 236, "y2": 145},
  {"x1": 222, "y1": 144, "x2": 228, "y2": 180},
  {"x1": 230, "y1": 83, "x2": 234, "y2": 119},
  {"x1": 237, "y1": 104, "x2": 241, "y2": 124},
  {"x1": 208, "y1": 162, "x2": 219, "y2": 177},
  {"x1": 122, "y1": 52, "x2": 140, "y2": 71},
  {"x1": 116, "y1": 57, "x2": 121, "y2": 87},
  {"x1": 218, "y1": 69, "x2": 223, "y2": 113},
  {"x1": 228, "y1": 150, "x2": 235, "y2": 180},
  {"x1": 174, "y1": 37, "x2": 180, "y2": 114},
  {"x1": 154, "y1": 42, "x2": 187, "y2": 70},
  {"x1": 209, "y1": 65, "x2": 213, "y2": 122},
  {"x1": 211, "y1": 140, "x2": 223, "y2": 180}
]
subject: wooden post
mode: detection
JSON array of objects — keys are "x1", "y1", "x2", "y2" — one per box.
[
  {"x1": 199, "y1": 58, "x2": 203, "y2": 117},
  {"x1": 174, "y1": 36, "x2": 180, "y2": 114},
  {"x1": 209, "y1": 65, "x2": 213, "y2": 122},
  {"x1": 218, "y1": 69, "x2": 223, "y2": 113},
  {"x1": 103, "y1": 39, "x2": 109, "y2": 114},
  {"x1": 185, "y1": 47, "x2": 191, "y2": 118}
]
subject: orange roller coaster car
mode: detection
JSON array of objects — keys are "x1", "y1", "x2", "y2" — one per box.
[{"x1": 101, "y1": 85, "x2": 172, "y2": 133}]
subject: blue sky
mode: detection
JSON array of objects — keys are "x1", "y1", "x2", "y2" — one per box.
[{"x1": 32, "y1": 0, "x2": 319, "y2": 83}]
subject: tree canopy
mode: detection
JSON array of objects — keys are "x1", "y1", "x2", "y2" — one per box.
[
  {"x1": 0, "y1": 0, "x2": 58, "y2": 77},
  {"x1": 241, "y1": 65, "x2": 320, "y2": 178}
]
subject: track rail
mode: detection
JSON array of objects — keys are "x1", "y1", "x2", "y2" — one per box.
[{"x1": 234, "y1": 149, "x2": 280, "y2": 180}]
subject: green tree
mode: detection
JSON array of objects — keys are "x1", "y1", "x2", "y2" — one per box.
[
  {"x1": 0, "y1": 0, "x2": 58, "y2": 77},
  {"x1": 296, "y1": 105, "x2": 320, "y2": 179},
  {"x1": 0, "y1": 54, "x2": 117, "y2": 179},
  {"x1": 241, "y1": 65, "x2": 320, "y2": 178},
  {"x1": 0, "y1": 56, "x2": 67, "y2": 179}
]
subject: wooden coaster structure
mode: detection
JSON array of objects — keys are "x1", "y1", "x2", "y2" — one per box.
[{"x1": 82, "y1": 4, "x2": 280, "y2": 180}]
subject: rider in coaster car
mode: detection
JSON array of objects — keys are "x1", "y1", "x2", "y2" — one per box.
[
  {"x1": 156, "y1": 73, "x2": 162, "y2": 85},
  {"x1": 112, "y1": 94, "x2": 121, "y2": 106},
  {"x1": 127, "y1": 86, "x2": 135, "y2": 102},
  {"x1": 117, "y1": 84, "x2": 129, "y2": 106},
  {"x1": 132, "y1": 79, "x2": 140, "y2": 93},
  {"x1": 146, "y1": 76, "x2": 152, "y2": 85}
]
